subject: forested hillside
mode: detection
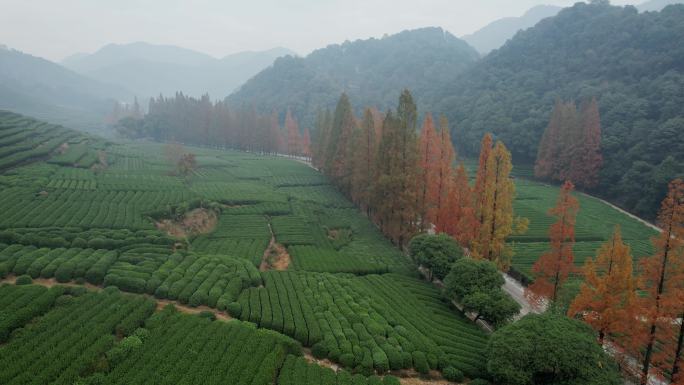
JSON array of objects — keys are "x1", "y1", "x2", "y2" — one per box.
[
  {"x1": 0, "y1": 46, "x2": 129, "y2": 132},
  {"x1": 433, "y1": 2, "x2": 684, "y2": 218},
  {"x1": 461, "y1": 5, "x2": 562, "y2": 55},
  {"x1": 226, "y1": 27, "x2": 479, "y2": 126}
]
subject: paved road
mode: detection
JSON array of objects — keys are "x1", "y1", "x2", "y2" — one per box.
[{"x1": 501, "y1": 273, "x2": 541, "y2": 318}]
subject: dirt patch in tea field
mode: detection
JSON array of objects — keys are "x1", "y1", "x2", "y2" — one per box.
[
  {"x1": 0, "y1": 275, "x2": 102, "y2": 291},
  {"x1": 302, "y1": 348, "x2": 340, "y2": 371},
  {"x1": 260, "y1": 239, "x2": 291, "y2": 271},
  {"x1": 155, "y1": 299, "x2": 232, "y2": 321},
  {"x1": 155, "y1": 208, "x2": 218, "y2": 238},
  {"x1": 259, "y1": 224, "x2": 291, "y2": 271}
]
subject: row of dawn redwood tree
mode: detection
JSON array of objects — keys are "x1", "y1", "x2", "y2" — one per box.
[
  {"x1": 528, "y1": 178, "x2": 684, "y2": 384},
  {"x1": 535, "y1": 98, "x2": 603, "y2": 189},
  {"x1": 115, "y1": 93, "x2": 312, "y2": 157},
  {"x1": 312, "y1": 90, "x2": 525, "y2": 270}
]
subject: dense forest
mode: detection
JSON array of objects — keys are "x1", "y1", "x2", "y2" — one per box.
[
  {"x1": 226, "y1": 27, "x2": 480, "y2": 126},
  {"x1": 433, "y1": 2, "x2": 684, "y2": 218}
]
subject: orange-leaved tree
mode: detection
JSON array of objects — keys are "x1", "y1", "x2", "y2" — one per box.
[
  {"x1": 635, "y1": 179, "x2": 684, "y2": 385},
  {"x1": 433, "y1": 116, "x2": 456, "y2": 233},
  {"x1": 285, "y1": 109, "x2": 301, "y2": 156},
  {"x1": 527, "y1": 180, "x2": 579, "y2": 305},
  {"x1": 472, "y1": 140, "x2": 515, "y2": 270},
  {"x1": 439, "y1": 163, "x2": 478, "y2": 247},
  {"x1": 417, "y1": 113, "x2": 440, "y2": 230},
  {"x1": 474, "y1": 133, "x2": 493, "y2": 227},
  {"x1": 568, "y1": 225, "x2": 636, "y2": 345}
]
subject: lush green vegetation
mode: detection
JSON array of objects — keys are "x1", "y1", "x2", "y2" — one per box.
[
  {"x1": 435, "y1": 2, "x2": 684, "y2": 218},
  {"x1": 226, "y1": 27, "x2": 480, "y2": 126},
  {"x1": 486, "y1": 314, "x2": 622, "y2": 385},
  {"x1": 0, "y1": 110, "x2": 667, "y2": 384},
  {"x1": 509, "y1": 178, "x2": 658, "y2": 282}
]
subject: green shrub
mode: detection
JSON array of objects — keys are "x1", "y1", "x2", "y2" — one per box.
[
  {"x1": 198, "y1": 311, "x2": 216, "y2": 321},
  {"x1": 226, "y1": 302, "x2": 241, "y2": 317},
  {"x1": 443, "y1": 366, "x2": 464, "y2": 382},
  {"x1": 312, "y1": 341, "x2": 329, "y2": 359},
  {"x1": 372, "y1": 348, "x2": 389, "y2": 373},
  {"x1": 382, "y1": 376, "x2": 401, "y2": 385},
  {"x1": 340, "y1": 353, "x2": 356, "y2": 368},
  {"x1": 468, "y1": 380, "x2": 490, "y2": 385},
  {"x1": 412, "y1": 351, "x2": 429, "y2": 374},
  {"x1": 15, "y1": 275, "x2": 32, "y2": 285}
]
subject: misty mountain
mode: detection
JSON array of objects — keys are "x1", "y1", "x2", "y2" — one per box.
[
  {"x1": 0, "y1": 46, "x2": 129, "y2": 132},
  {"x1": 637, "y1": 0, "x2": 684, "y2": 12},
  {"x1": 462, "y1": 5, "x2": 562, "y2": 55},
  {"x1": 63, "y1": 42, "x2": 294, "y2": 99},
  {"x1": 432, "y1": 2, "x2": 684, "y2": 218},
  {"x1": 227, "y1": 27, "x2": 480, "y2": 126}
]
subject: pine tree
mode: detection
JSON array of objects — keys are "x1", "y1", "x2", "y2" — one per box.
[
  {"x1": 350, "y1": 108, "x2": 377, "y2": 213},
  {"x1": 301, "y1": 128, "x2": 312, "y2": 159},
  {"x1": 568, "y1": 226, "x2": 636, "y2": 345},
  {"x1": 527, "y1": 180, "x2": 579, "y2": 304},
  {"x1": 417, "y1": 113, "x2": 440, "y2": 230},
  {"x1": 326, "y1": 94, "x2": 356, "y2": 194},
  {"x1": 535, "y1": 100, "x2": 562, "y2": 179},
  {"x1": 285, "y1": 109, "x2": 301, "y2": 156},
  {"x1": 578, "y1": 97, "x2": 603, "y2": 189},
  {"x1": 373, "y1": 91, "x2": 419, "y2": 247},
  {"x1": 473, "y1": 141, "x2": 515, "y2": 270},
  {"x1": 636, "y1": 179, "x2": 684, "y2": 385}
]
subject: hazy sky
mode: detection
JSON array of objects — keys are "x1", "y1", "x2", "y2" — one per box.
[{"x1": 1, "y1": 0, "x2": 634, "y2": 62}]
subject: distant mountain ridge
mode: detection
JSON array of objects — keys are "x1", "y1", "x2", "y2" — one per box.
[
  {"x1": 462, "y1": 5, "x2": 562, "y2": 55},
  {"x1": 0, "y1": 46, "x2": 129, "y2": 132},
  {"x1": 227, "y1": 27, "x2": 480, "y2": 126},
  {"x1": 637, "y1": 0, "x2": 684, "y2": 12},
  {"x1": 62, "y1": 42, "x2": 295, "y2": 99}
]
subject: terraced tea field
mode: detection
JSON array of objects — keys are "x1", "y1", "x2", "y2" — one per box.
[
  {"x1": 461, "y1": 161, "x2": 659, "y2": 281},
  {"x1": 0, "y1": 111, "x2": 487, "y2": 384}
]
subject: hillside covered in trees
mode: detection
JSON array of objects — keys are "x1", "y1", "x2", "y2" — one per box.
[
  {"x1": 226, "y1": 27, "x2": 479, "y2": 126},
  {"x1": 432, "y1": 2, "x2": 684, "y2": 218}
]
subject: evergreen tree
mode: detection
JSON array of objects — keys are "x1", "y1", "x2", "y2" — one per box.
[{"x1": 326, "y1": 93, "x2": 356, "y2": 194}]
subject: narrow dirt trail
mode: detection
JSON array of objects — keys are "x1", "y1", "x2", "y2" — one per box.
[
  {"x1": 259, "y1": 223, "x2": 291, "y2": 271},
  {"x1": 0, "y1": 275, "x2": 232, "y2": 321}
]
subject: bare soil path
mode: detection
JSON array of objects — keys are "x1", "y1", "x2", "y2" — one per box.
[
  {"x1": 259, "y1": 223, "x2": 291, "y2": 271},
  {"x1": 0, "y1": 275, "x2": 232, "y2": 321}
]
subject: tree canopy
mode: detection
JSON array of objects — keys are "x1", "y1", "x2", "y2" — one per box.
[
  {"x1": 409, "y1": 233, "x2": 463, "y2": 281},
  {"x1": 433, "y1": 2, "x2": 684, "y2": 218},
  {"x1": 486, "y1": 313, "x2": 622, "y2": 385}
]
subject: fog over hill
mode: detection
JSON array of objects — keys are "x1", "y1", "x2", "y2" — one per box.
[{"x1": 63, "y1": 42, "x2": 295, "y2": 99}]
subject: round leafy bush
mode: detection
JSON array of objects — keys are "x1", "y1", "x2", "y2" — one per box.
[
  {"x1": 312, "y1": 341, "x2": 329, "y2": 359},
  {"x1": 412, "y1": 351, "x2": 429, "y2": 374},
  {"x1": 15, "y1": 275, "x2": 32, "y2": 285},
  {"x1": 443, "y1": 366, "x2": 464, "y2": 382},
  {"x1": 487, "y1": 313, "x2": 622, "y2": 385}
]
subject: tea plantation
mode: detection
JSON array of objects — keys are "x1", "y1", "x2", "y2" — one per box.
[
  {"x1": 0, "y1": 111, "x2": 484, "y2": 383},
  {"x1": 0, "y1": 111, "x2": 659, "y2": 383}
]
